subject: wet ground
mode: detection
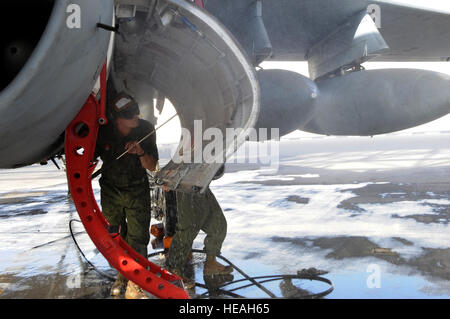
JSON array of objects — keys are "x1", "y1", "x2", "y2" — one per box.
[{"x1": 0, "y1": 133, "x2": 449, "y2": 299}]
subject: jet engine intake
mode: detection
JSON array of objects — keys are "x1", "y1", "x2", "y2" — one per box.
[
  {"x1": 0, "y1": 1, "x2": 55, "y2": 90},
  {"x1": 0, "y1": 0, "x2": 113, "y2": 168}
]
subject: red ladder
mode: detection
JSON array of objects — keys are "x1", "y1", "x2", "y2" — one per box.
[{"x1": 64, "y1": 63, "x2": 189, "y2": 299}]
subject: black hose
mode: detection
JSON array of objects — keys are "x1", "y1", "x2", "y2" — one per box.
[
  {"x1": 69, "y1": 219, "x2": 115, "y2": 281},
  {"x1": 147, "y1": 249, "x2": 334, "y2": 299},
  {"x1": 69, "y1": 221, "x2": 334, "y2": 298},
  {"x1": 30, "y1": 231, "x2": 85, "y2": 250},
  {"x1": 207, "y1": 274, "x2": 334, "y2": 299},
  {"x1": 192, "y1": 249, "x2": 277, "y2": 298}
]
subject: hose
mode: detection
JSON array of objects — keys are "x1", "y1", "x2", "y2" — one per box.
[
  {"x1": 69, "y1": 221, "x2": 334, "y2": 299},
  {"x1": 69, "y1": 219, "x2": 115, "y2": 281},
  {"x1": 147, "y1": 249, "x2": 334, "y2": 299}
]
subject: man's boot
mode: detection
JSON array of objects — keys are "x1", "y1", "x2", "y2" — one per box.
[
  {"x1": 125, "y1": 281, "x2": 150, "y2": 299},
  {"x1": 168, "y1": 268, "x2": 196, "y2": 290},
  {"x1": 111, "y1": 273, "x2": 128, "y2": 297},
  {"x1": 204, "y1": 256, "x2": 233, "y2": 276}
]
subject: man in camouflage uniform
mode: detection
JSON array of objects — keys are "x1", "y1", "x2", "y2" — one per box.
[
  {"x1": 165, "y1": 185, "x2": 233, "y2": 289},
  {"x1": 95, "y1": 92, "x2": 159, "y2": 299}
]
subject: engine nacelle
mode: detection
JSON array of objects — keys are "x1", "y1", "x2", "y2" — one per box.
[{"x1": 0, "y1": 0, "x2": 113, "y2": 168}]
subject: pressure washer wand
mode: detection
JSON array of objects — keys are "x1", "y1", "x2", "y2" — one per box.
[
  {"x1": 91, "y1": 113, "x2": 178, "y2": 179},
  {"x1": 116, "y1": 113, "x2": 178, "y2": 160}
]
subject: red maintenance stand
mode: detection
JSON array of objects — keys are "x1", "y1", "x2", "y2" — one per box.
[{"x1": 64, "y1": 63, "x2": 189, "y2": 299}]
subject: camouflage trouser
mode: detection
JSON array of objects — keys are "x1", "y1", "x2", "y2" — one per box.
[
  {"x1": 166, "y1": 188, "x2": 227, "y2": 270},
  {"x1": 100, "y1": 179, "x2": 151, "y2": 258}
]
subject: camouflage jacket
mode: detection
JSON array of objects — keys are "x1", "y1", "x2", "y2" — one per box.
[{"x1": 95, "y1": 119, "x2": 159, "y2": 188}]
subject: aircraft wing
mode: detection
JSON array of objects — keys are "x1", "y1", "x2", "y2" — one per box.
[
  {"x1": 201, "y1": 0, "x2": 450, "y2": 139},
  {"x1": 205, "y1": 0, "x2": 450, "y2": 64}
]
